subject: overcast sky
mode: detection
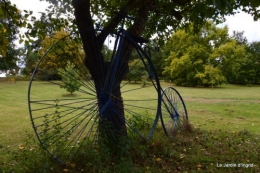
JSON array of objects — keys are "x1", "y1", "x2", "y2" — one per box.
[
  {"x1": 221, "y1": 13, "x2": 260, "y2": 42},
  {"x1": 10, "y1": 0, "x2": 260, "y2": 42}
]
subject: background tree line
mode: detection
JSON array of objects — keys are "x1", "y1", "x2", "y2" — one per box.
[
  {"x1": 2, "y1": 20, "x2": 260, "y2": 88},
  {"x1": 20, "y1": 21, "x2": 260, "y2": 87}
]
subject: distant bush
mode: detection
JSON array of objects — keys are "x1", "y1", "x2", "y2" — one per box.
[{"x1": 5, "y1": 76, "x2": 31, "y2": 81}]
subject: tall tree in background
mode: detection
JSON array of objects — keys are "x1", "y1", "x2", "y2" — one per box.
[
  {"x1": 211, "y1": 39, "x2": 249, "y2": 84},
  {"x1": 59, "y1": 64, "x2": 82, "y2": 94},
  {"x1": 0, "y1": 46, "x2": 21, "y2": 75},
  {"x1": 242, "y1": 41, "x2": 260, "y2": 84},
  {"x1": 162, "y1": 22, "x2": 255, "y2": 87},
  {"x1": 0, "y1": 0, "x2": 20, "y2": 56},
  {"x1": 163, "y1": 22, "x2": 228, "y2": 86},
  {"x1": 33, "y1": 30, "x2": 84, "y2": 80},
  {"x1": 0, "y1": 1, "x2": 20, "y2": 74},
  {"x1": 231, "y1": 31, "x2": 248, "y2": 45},
  {"x1": 233, "y1": 31, "x2": 260, "y2": 84},
  {"x1": 0, "y1": 0, "x2": 35, "y2": 75},
  {"x1": 20, "y1": 41, "x2": 41, "y2": 76}
]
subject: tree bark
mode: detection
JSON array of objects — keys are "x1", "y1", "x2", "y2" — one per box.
[{"x1": 72, "y1": 0, "x2": 153, "y2": 142}]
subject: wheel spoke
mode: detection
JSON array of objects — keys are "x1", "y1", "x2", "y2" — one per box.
[{"x1": 161, "y1": 87, "x2": 188, "y2": 136}]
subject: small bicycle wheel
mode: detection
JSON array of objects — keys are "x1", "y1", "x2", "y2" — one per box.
[
  {"x1": 160, "y1": 87, "x2": 188, "y2": 136},
  {"x1": 28, "y1": 31, "x2": 161, "y2": 163}
]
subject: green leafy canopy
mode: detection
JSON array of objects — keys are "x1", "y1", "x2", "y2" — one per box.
[
  {"x1": 2, "y1": 0, "x2": 260, "y2": 50},
  {"x1": 37, "y1": 0, "x2": 260, "y2": 42}
]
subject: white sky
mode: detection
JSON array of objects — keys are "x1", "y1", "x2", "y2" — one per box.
[
  {"x1": 221, "y1": 13, "x2": 260, "y2": 42},
  {"x1": 10, "y1": 0, "x2": 260, "y2": 42}
]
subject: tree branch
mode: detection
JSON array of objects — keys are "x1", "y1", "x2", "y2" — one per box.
[
  {"x1": 97, "y1": 0, "x2": 152, "y2": 46},
  {"x1": 172, "y1": 0, "x2": 192, "y2": 6}
]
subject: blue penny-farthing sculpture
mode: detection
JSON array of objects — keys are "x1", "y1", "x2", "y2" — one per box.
[{"x1": 28, "y1": 14, "x2": 188, "y2": 163}]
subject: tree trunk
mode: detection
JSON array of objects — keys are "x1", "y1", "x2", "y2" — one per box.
[{"x1": 72, "y1": 0, "x2": 152, "y2": 142}]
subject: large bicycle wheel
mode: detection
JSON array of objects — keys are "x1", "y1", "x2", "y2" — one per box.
[
  {"x1": 28, "y1": 31, "x2": 161, "y2": 163},
  {"x1": 161, "y1": 87, "x2": 188, "y2": 136}
]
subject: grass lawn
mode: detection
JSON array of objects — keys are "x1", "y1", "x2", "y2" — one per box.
[
  {"x1": 0, "y1": 82, "x2": 32, "y2": 147},
  {"x1": 0, "y1": 81, "x2": 259, "y2": 172},
  {"x1": 160, "y1": 81, "x2": 260, "y2": 134}
]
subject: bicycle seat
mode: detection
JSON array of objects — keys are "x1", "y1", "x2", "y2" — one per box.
[{"x1": 128, "y1": 33, "x2": 149, "y2": 44}]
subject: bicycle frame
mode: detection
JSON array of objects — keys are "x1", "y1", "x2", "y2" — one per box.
[
  {"x1": 99, "y1": 16, "x2": 161, "y2": 116},
  {"x1": 95, "y1": 15, "x2": 162, "y2": 140}
]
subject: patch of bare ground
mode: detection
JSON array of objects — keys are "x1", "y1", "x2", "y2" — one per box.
[{"x1": 184, "y1": 97, "x2": 260, "y2": 103}]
